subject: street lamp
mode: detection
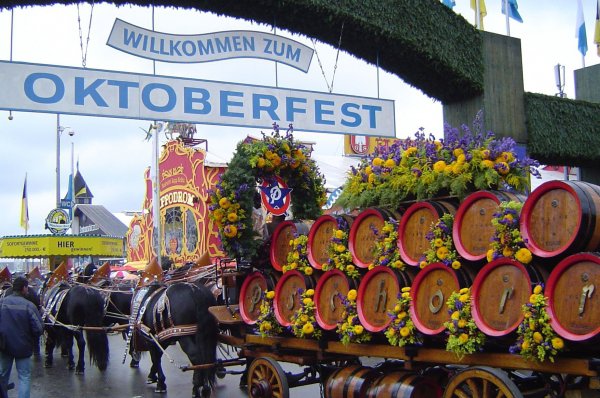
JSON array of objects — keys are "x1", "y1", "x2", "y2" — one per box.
[{"x1": 56, "y1": 114, "x2": 74, "y2": 208}]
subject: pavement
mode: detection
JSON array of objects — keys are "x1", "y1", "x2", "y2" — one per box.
[{"x1": 4, "y1": 333, "x2": 321, "y2": 398}]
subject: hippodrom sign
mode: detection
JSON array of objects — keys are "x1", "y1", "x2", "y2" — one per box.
[{"x1": 0, "y1": 60, "x2": 396, "y2": 137}]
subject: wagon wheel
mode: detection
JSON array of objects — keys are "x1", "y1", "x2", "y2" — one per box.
[
  {"x1": 248, "y1": 357, "x2": 289, "y2": 398},
  {"x1": 443, "y1": 366, "x2": 523, "y2": 398}
]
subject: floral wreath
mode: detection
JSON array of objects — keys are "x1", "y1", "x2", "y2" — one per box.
[
  {"x1": 510, "y1": 284, "x2": 564, "y2": 362},
  {"x1": 336, "y1": 112, "x2": 540, "y2": 209},
  {"x1": 421, "y1": 213, "x2": 462, "y2": 269},
  {"x1": 256, "y1": 290, "x2": 283, "y2": 337},
  {"x1": 372, "y1": 220, "x2": 405, "y2": 271},
  {"x1": 444, "y1": 287, "x2": 486, "y2": 359},
  {"x1": 323, "y1": 217, "x2": 360, "y2": 279},
  {"x1": 209, "y1": 124, "x2": 326, "y2": 260},
  {"x1": 487, "y1": 201, "x2": 533, "y2": 264},
  {"x1": 336, "y1": 289, "x2": 371, "y2": 345},
  {"x1": 385, "y1": 287, "x2": 422, "y2": 347},
  {"x1": 284, "y1": 234, "x2": 314, "y2": 275},
  {"x1": 290, "y1": 288, "x2": 322, "y2": 339}
]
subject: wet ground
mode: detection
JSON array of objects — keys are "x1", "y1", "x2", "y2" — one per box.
[{"x1": 4, "y1": 334, "x2": 321, "y2": 398}]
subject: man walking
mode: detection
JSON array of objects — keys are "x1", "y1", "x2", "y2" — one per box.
[{"x1": 0, "y1": 277, "x2": 43, "y2": 398}]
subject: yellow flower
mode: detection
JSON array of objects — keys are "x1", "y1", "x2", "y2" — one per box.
[
  {"x1": 303, "y1": 298, "x2": 312, "y2": 305},
  {"x1": 266, "y1": 291, "x2": 275, "y2": 300},
  {"x1": 533, "y1": 285, "x2": 543, "y2": 295},
  {"x1": 261, "y1": 322, "x2": 272, "y2": 331},
  {"x1": 459, "y1": 288, "x2": 469, "y2": 294},
  {"x1": 482, "y1": 159, "x2": 494, "y2": 169},
  {"x1": 397, "y1": 311, "x2": 407, "y2": 319},
  {"x1": 516, "y1": 248, "x2": 533, "y2": 264},
  {"x1": 530, "y1": 294, "x2": 539, "y2": 304},
  {"x1": 456, "y1": 153, "x2": 466, "y2": 164},
  {"x1": 364, "y1": 166, "x2": 372, "y2": 175},
  {"x1": 401, "y1": 287, "x2": 411, "y2": 293},
  {"x1": 335, "y1": 229, "x2": 345, "y2": 239},
  {"x1": 384, "y1": 158, "x2": 396, "y2": 168},
  {"x1": 368, "y1": 173, "x2": 375, "y2": 183},
  {"x1": 533, "y1": 332, "x2": 543, "y2": 343},
  {"x1": 551, "y1": 337, "x2": 564, "y2": 350},
  {"x1": 302, "y1": 323, "x2": 314, "y2": 335},
  {"x1": 521, "y1": 340, "x2": 530, "y2": 350},
  {"x1": 400, "y1": 327, "x2": 410, "y2": 337},
  {"x1": 347, "y1": 265, "x2": 356, "y2": 273},
  {"x1": 257, "y1": 157, "x2": 266, "y2": 168},
  {"x1": 227, "y1": 212, "x2": 238, "y2": 222},
  {"x1": 336, "y1": 244, "x2": 346, "y2": 253},
  {"x1": 459, "y1": 294, "x2": 469, "y2": 303},
  {"x1": 304, "y1": 267, "x2": 313, "y2": 276},
  {"x1": 300, "y1": 314, "x2": 309, "y2": 323},
  {"x1": 458, "y1": 333, "x2": 469, "y2": 344},
  {"x1": 436, "y1": 246, "x2": 449, "y2": 260},
  {"x1": 502, "y1": 247, "x2": 514, "y2": 258},
  {"x1": 451, "y1": 260, "x2": 461, "y2": 269},
  {"x1": 496, "y1": 161, "x2": 510, "y2": 175},
  {"x1": 458, "y1": 319, "x2": 467, "y2": 328},
  {"x1": 394, "y1": 304, "x2": 401, "y2": 312},
  {"x1": 354, "y1": 325, "x2": 364, "y2": 335},
  {"x1": 347, "y1": 289, "x2": 357, "y2": 301},
  {"x1": 388, "y1": 328, "x2": 396, "y2": 336},
  {"x1": 482, "y1": 149, "x2": 490, "y2": 159},
  {"x1": 401, "y1": 292, "x2": 410, "y2": 299},
  {"x1": 224, "y1": 225, "x2": 238, "y2": 238},
  {"x1": 434, "y1": 238, "x2": 444, "y2": 248},
  {"x1": 433, "y1": 160, "x2": 447, "y2": 173},
  {"x1": 419, "y1": 261, "x2": 427, "y2": 269},
  {"x1": 404, "y1": 147, "x2": 417, "y2": 157},
  {"x1": 451, "y1": 311, "x2": 460, "y2": 320},
  {"x1": 219, "y1": 197, "x2": 231, "y2": 209},
  {"x1": 372, "y1": 157, "x2": 384, "y2": 167},
  {"x1": 306, "y1": 289, "x2": 315, "y2": 297},
  {"x1": 486, "y1": 249, "x2": 494, "y2": 262}
]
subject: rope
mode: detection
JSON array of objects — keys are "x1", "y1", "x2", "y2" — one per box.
[
  {"x1": 77, "y1": 1, "x2": 94, "y2": 68},
  {"x1": 310, "y1": 21, "x2": 344, "y2": 93}
]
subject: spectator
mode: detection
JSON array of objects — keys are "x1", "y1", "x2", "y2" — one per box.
[{"x1": 0, "y1": 277, "x2": 43, "y2": 398}]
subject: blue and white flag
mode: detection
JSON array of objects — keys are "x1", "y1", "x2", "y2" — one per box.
[
  {"x1": 577, "y1": 0, "x2": 588, "y2": 56},
  {"x1": 501, "y1": 0, "x2": 523, "y2": 23},
  {"x1": 442, "y1": 0, "x2": 456, "y2": 9}
]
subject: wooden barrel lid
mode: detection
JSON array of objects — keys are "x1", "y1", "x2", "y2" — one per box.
[
  {"x1": 453, "y1": 191, "x2": 525, "y2": 262},
  {"x1": 314, "y1": 269, "x2": 355, "y2": 330},
  {"x1": 269, "y1": 221, "x2": 311, "y2": 271},
  {"x1": 239, "y1": 271, "x2": 279, "y2": 324},
  {"x1": 349, "y1": 208, "x2": 395, "y2": 268},
  {"x1": 325, "y1": 365, "x2": 380, "y2": 398},
  {"x1": 520, "y1": 181, "x2": 600, "y2": 258},
  {"x1": 398, "y1": 200, "x2": 457, "y2": 266},
  {"x1": 410, "y1": 263, "x2": 461, "y2": 335},
  {"x1": 366, "y1": 371, "x2": 443, "y2": 398},
  {"x1": 307, "y1": 215, "x2": 354, "y2": 270},
  {"x1": 357, "y1": 266, "x2": 413, "y2": 332},
  {"x1": 273, "y1": 270, "x2": 313, "y2": 326},
  {"x1": 546, "y1": 252, "x2": 600, "y2": 341},
  {"x1": 471, "y1": 258, "x2": 531, "y2": 337}
]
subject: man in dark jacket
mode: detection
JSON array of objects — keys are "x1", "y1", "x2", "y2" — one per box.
[{"x1": 0, "y1": 276, "x2": 43, "y2": 398}]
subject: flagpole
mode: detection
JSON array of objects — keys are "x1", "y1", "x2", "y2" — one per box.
[
  {"x1": 475, "y1": 1, "x2": 481, "y2": 29},
  {"x1": 504, "y1": 0, "x2": 511, "y2": 36}
]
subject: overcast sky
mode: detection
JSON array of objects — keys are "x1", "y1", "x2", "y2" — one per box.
[{"x1": 0, "y1": 0, "x2": 598, "y2": 238}]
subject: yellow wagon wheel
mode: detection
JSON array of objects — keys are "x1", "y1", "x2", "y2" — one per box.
[
  {"x1": 248, "y1": 357, "x2": 290, "y2": 398},
  {"x1": 443, "y1": 366, "x2": 523, "y2": 398}
]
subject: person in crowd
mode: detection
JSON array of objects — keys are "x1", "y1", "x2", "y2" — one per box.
[{"x1": 0, "y1": 277, "x2": 44, "y2": 398}]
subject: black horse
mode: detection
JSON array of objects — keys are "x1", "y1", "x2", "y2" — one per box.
[
  {"x1": 135, "y1": 281, "x2": 218, "y2": 397},
  {"x1": 42, "y1": 282, "x2": 110, "y2": 374}
]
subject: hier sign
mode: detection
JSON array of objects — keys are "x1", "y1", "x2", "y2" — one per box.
[{"x1": 0, "y1": 61, "x2": 396, "y2": 137}]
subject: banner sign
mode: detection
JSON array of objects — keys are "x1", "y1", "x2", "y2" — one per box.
[
  {"x1": 0, "y1": 235, "x2": 124, "y2": 258},
  {"x1": 107, "y1": 19, "x2": 314, "y2": 73},
  {"x1": 0, "y1": 61, "x2": 396, "y2": 137}
]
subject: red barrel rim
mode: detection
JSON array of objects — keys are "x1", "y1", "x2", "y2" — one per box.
[
  {"x1": 546, "y1": 252, "x2": 600, "y2": 341},
  {"x1": 349, "y1": 208, "x2": 386, "y2": 268},
  {"x1": 452, "y1": 191, "x2": 500, "y2": 262},
  {"x1": 238, "y1": 271, "x2": 268, "y2": 324},
  {"x1": 471, "y1": 258, "x2": 530, "y2": 336},
  {"x1": 520, "y1": 180, "x2": 582, "y2": 258},
  {"x1": 307, "y1": 214, "x2": 336, "y2": 270},
  {"x1": 270, "y1": 221, "x2": 296, "y2": 271},
  {"x1": 409, "y1": 262, "x2": 459, "y2": 335},
  {"x1": 357, "y1": 266, "x2": 399, "y2": 332},
  {"x1": 273, "y1": 269, "x2": 305, "y2": 327},
  {"x1": 398, "y1": 201, "x2": 437, "y2": 266},
  {"x1": 314, "y1": 269, "x2": 349, "y2": 330}
]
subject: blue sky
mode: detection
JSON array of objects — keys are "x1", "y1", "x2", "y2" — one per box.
[{"x1": 0, "y1": 0, "x2": 598, "y2": 238}]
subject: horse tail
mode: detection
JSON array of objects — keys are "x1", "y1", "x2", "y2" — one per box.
[
  {"x1": 83, "y1": 287, "x2": 110, "y2": 371},
  {"x1": 192, "y1": 283, "x2": 218, "y2": 387}
]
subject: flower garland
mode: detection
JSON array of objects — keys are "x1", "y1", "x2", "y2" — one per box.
[
  {"x1": 444, "y1": 288, "x2": 486, "y2": 359},
  {"x1": 337, "y1": 112, "x2": 540, "y2": 209},
  {"x1": 284, "y1": 234, "x2": 314, "y2": 275},
  {"x1": 384, "y1": 287, "x2": 422, "y2": 347},
  {"x1": 510, "y1": 284, "x2": 564, "y2": 362},
  {"x1": 372, "y1": 220, "x2": 405, "y2": 271},
  {"x1": 256, "y1": 290, "x2": 283, "y2": 337},
  {"x1": 336, "y1": 289, "x2": 372, "y2": 345},
  {"x1": 323, "y1": 218, "x2": 360, "y2": 278},
  {"x1": 209, "y1": 124, "x2": 326, "y2": 260},
  {"x1": 487, "y1": 201, "x2": 533, "y2": 264},
  {"x1": 422, "y1": 213, "x2": 462, "y2": 269},
  {"x1": 290, "y1": 288, "x2": 322, "y2": 339}
]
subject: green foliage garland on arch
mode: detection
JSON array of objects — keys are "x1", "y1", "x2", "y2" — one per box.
[{"x1": 209, "y1": 124, "x2": 326, "y2": 260}]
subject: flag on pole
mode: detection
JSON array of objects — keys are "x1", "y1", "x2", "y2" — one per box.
[
  {"x1": 20, "y1": 175, "x2": 29, "y2": 231},
  {"x1": 502, "y1": 0, "x2": 523, "y2": 23},
  {"x1": 577, "y1": 0, "x2": 588, "y2": 56},
  {"x1": 595, "y1": 0, "x2": 600, "y2": 56},
  {"x1": 442, "y1": 0, "x2": 456, "y2": 9},
  {"x1": 470, "y1": 0, "x2": 487, "y2": 30}
]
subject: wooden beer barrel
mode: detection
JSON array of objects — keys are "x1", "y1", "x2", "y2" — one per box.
[
  {"x1": 398, "y1": 200, "x2": 458, "y2": 266},
  {"x1": 357, "y1": 266, "x2": 417, "y2": 332},
  {"x1": 546, "y1": 252, "x2": 600, "y2": 341},
  {"x1": 270, "y1": 220, "x2": 312, "y2": 271},
  {"x1": 238, "y1": 271, "x2": 280, "y2": 324},
  {"x1": 520, "y1": 180, "x2": 600, "y2": 258},
  {"x1": 349, "y1": 208, "x2": 399, "y2": 268},
  {"x1": 324, "y1": 365, "x2": 380, "y2": 398},
  {"x1": 308, "y1": 214, "x2": 354, "y2": 270},
  {"x1": 471, "y1": 258, "x2": 542, "y2": 337},
  {"x1": 453, "y1": 191, "x2": 526, "y2": 262},
  {"x1": 366, "y1": 371, "x2": 443, "y2": 398},
  {"x1": 410, "y1": 263, "x2": 473, "y2": 335},
  {"x1": 314, "y1": 269, "x2": 358, "y2": 330},
  {"x1": 273, "y1": 269, "x2": 316, "y2": 327}
]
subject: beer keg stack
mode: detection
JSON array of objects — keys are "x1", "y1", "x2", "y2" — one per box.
[{"x1": 239, "y1": 180, "x2": 600, "y2": 351}]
